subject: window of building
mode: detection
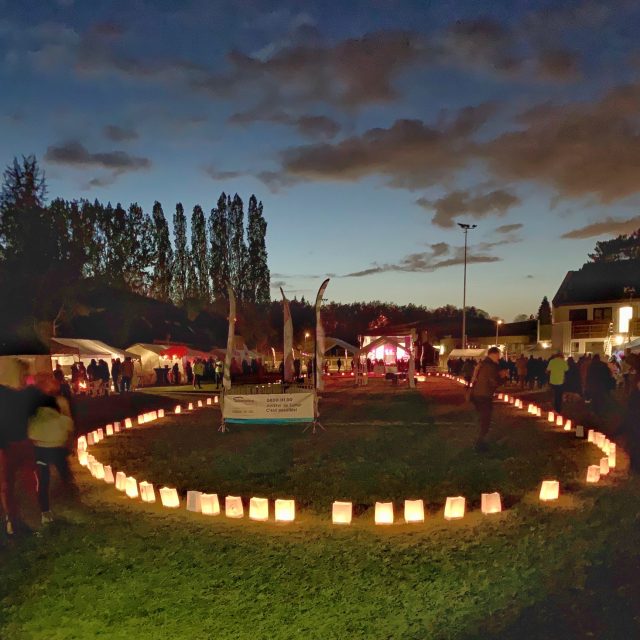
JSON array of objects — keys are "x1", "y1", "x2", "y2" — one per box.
[
  {"x1": 593, "y1": 307, "x2": 612, "y2": 321},
  {"x1": 569, "y1": 309, "x2": 587, "y2": 321}
]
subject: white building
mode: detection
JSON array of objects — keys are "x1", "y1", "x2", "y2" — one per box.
[{"x1": 552, "y1": 260, "x2": 639, "y2": 356}]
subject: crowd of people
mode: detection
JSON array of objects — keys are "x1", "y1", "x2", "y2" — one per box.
[{"x1": 0, "y1": 375, "x2": 77, "y2": 536}]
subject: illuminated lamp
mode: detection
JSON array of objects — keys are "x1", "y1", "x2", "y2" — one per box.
[
  {"x1": 275, "y1": 499, "x2": 295, "y2": 522},
  {"x1": 556, "y1": 415, "x2": 564, "y2": 427},
  {"x1": 186, "y1": 491, "x2": 202, "y2": 513},
  {"x1": 86, "y1": 432, "x2": 95, "y2": 446},
  {"x1": 93, "y1": 462, "x2": 105, "y2": 480},
  {"x1": 608, "y1": 444, "x2": 617, "y2": 468},
  {"x1": 137, "y1": 415, "x2": 145, "y2": 425},
  {"x1": 106, "y1": 424, "x2": 113, "y2": 436},
  {"x1": 140, "y1": 481, "x2": 155, "y2": 503},
  {"x1": 78, "y1": 450, "x2": 89, "y2": 466},
  {"x1": 103, "y1": 465, "x2": 114, "y2": 484},
  {"x1": 595, "y1": 433, "x2": 605, "y2": 449},
  {"x1": 600, "y1": 457, "x2": 610, "y2": 476},
  {"x1": 602, "y1": 439, "x2": 610, "y2": 454},
  {"x1": 564, "y1": 419, "x2": 572, "y2": 432},
  {"x1": 576, "y1": 425, "x2": 584, "y2": 438},
  {"x1": 87, "y1": 455, "x2": 95, "y2": 467},
  {"x1": 404, "y1": 499, "x2": 425, "y2": 523},
  {"x1": 249, "y1": 497, "x2": 269, "y2": 521},
  {"x1": 498, "y1": 393, "x2": 504, "y2": 401},
  {"x1": 444, "y1": 496, "x2": 466, "y2": 520},
  {"x1": 175, "y1": 405, "x2": 182, "y2": 414},
  {"x1": 125, "y1": 477, "x2": 138, "y2": 499},
  {"x1": 201, "y1": 494, "x2": 220, "y2": 516},
  {"x1": 114, "y1": 421, "x2": 121, "y2": 432},
  {"x1": 503, "y1": 394, "x2": 510, "y2": 403},
  {"x1": 481, "y1": 492, "x2": 502, "y2": 515},
  {"x1": 160, "y1": 487, "x2": 180, "y2": 508},
  {"x1": 374, "y1": 502, "x2": 394, "y2": 525},
  {"x1": 197, "y1": 400, "x2": 203, "y2": 408},
  {"x1": 77, "y1": 435, "x2": 87, "y2": 451},
  {"x1": 587, "y1": 429, "x2": 595, "y2": 443},
  {"x1": 206, "y1": 397, "x2": 212, "y2": 405},
  {"x1": 214, "y1": 396, "x2": 219, "y2": 404},
  {"x1": 619, "y1": 306, "x2": 633, "y2": 333},
  {"x1": 509, "y1": 396, "x2": 515, "y2": 404},
  {"x1": 537, "y1": 407, "x2": 542, "y2": 417},
  {"x1": 332, "y1": 501, "x2": 352, "y2": 525},
  {"x1": 115, "y1": 472, "x2": 127, "y2": 491},
  {"x1": 158, "y1": 409, "x2": 165, "y2": 419},
  {"x1": 527, "y1": 403, "x2": 535, "y2": 414},
  {"x1": 225, "y1": 496, "x2": 244, "y2": 518},
  {"x1": 586, "y1": 465, "x2": 600, "y2": 483},
  {"x1": 188, "y1": 403, "x2": 194, "y2": 411},
  {"x1": 539, "y1": 480, "x2": 559, "y2": 501},
  {"x1": 516, "y1": 399, "x2": 523, "y2": 409},
  {"x1": 125, "y1": 418, "x2": 133, "y2": 429},
  {"x1": 548, "y1": 411, "x2": 555, "y2": 423}
]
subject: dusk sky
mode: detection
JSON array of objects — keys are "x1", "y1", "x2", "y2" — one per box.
[{"x1": 2, "y1": 0, "x2": 640, "y2": 320}]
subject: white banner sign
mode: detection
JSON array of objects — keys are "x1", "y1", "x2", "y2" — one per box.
[{"x1": 223, "y1": 392, "x2": 315, "y2": 424}]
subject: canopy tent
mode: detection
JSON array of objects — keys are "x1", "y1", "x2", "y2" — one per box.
[
  {"x1": 50, "y1": 338, "x2": 137, "y2": 363},
  {"x1": 359, "y1": 336, "x2": 410, "y2": 357},
  {"x1": 323, "y1": 337, "x2": 359, "y2": 355},
  {"x1": 447, "y1": 348, "x2": 487, "y2": 359},
  {"x1": 523, "y1": 345, "x2": 555, "y2": 359},
  {"x1": 127, "y1": 343, "x2": 168, "y2": 386},
  {"x1": 355, "y1": 331, "x2": 417, "y2": 388},
  {"x1": 0, "y1": 355, "x2": 52, "y2": 388}
]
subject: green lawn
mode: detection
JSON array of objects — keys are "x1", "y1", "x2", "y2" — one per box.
[{"x1": 2, "y1": 378, "x2": 639, "y2": 639}]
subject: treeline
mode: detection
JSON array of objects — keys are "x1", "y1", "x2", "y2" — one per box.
[{"x1": 0, "y1": 155, "x2": 270, "y2": 346}]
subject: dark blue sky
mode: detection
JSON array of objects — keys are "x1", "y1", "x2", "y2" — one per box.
[{"x1": 2, "y1": 0, "x2": 640, "y2": 319}]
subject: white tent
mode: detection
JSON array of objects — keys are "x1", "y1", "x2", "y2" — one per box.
[
  {"x1": 324, "y1": 337, "x2": 359, "y2": 355},
  {"x1": 50, "y1": 338, "x2": 137, "y2": 363},
  {"x1": 126, "y1": 343, "x2": 168, "y2": 385},
  {"x1": 625, "y1": 337, "x2": 640, "y2": 352},
  {"x1": 447, "y1": 348, "x2": 487, "y2": 359}
]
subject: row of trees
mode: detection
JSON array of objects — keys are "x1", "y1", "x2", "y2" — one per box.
[
  {"x1": 589, "y1": 227, "x2": 640, "y2": 262},
  {"x1": 0, "y1": 156, "x2": 270, "y2": 345}
]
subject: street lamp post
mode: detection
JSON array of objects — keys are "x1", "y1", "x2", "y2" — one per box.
[
  {"x1": 495, "y1": 319, "x2": 503, "y2": 347},
  {"x1": 457, "y1": 223, "x2": 477, "y2": 350}
]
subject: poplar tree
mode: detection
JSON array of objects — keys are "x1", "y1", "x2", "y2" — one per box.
[
  {"x1": 125, "y1": 203, "x2": 154, "y2": 295},
  {"x1": 172, "y1": 203, "x2": 188, "y2": 304},
  {"x1": 247, "y1": 195, "x2": 270, "y2": 303},
  {"x1": 228, "y1": 193, "x2": 248, "y2": 300},
  {"x1": 209, "y1": 192, "x2": 230, "y2": 300},
  {"x1": 151, "y1": 201, "x2": 173, "y2": 302},
  {"x1": 190, "y1": 204, "x2": 210, "y2": 302}
]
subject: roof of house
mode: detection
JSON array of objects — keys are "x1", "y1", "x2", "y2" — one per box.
[{"x1": 553, "y1": 259, "x2": 640, "y2": 307}]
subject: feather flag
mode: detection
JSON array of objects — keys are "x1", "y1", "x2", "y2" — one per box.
[
  {"x1": 223, "y1": 283, "x2": 236, "y2": 391},
  {"x1": 314, "y1": 278, "x2": 330, "y2": 390},
  {"x1": 280, "y1": 287, "x2": 294, "y2": 383}
]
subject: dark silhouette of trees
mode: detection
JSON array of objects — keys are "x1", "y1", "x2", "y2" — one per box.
[
  {"x1": 172, "y1": 203, "x2": 188, "y2": 304},
  {"x1": 589, "y1": 228, "x2": 640, "y2": 262},
  {"x1": 247, "y1": 196, "x2": 270, "y2": 304},
  {"x1": 209, "y1": 193, "x2": 230, "y2": 301},
  {"x1": 151, "y1": 201, "x2": 173, "y2": 302},
  {"x1": 190, "y1": 205, "x2": 210, "y2": 302}
]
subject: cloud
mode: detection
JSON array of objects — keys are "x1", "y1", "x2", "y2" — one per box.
[
  {"x1": 560, "y1": 215, "x2": 640, "y2": 239},
  {"x1": 495, "y1": 223, "x2": 524, "y2": 234},
  {"x1": 344, "y1": 241, "x2": 501, "y2": 277},
  {"x1": 229, "y1": 110, "x2": 340, "y2": 139},
  {"x1": 417, "y1": 188, "x2": 521, "y2": 228},
  {"x1": 44, "y1": 141, "x2": 151, "y2": 171},
  {"x1": 203, "y1": 166, "x2": 244, "y2": 181},
  {"x1": 278, "y1": 104, "x2": 494, "y2": 189},
  {"x1": 480, "y1": 83, "x2": 640, "y2": 202},
  {"x1": 536, "y1": 49, "x2": 580, "y2": 80},
  {"x1": 89, "y1": 22, "x2": 124, "y2": 39},
  {"x1": 103, "y1": 124, "x2": 138, "y2": 141}
]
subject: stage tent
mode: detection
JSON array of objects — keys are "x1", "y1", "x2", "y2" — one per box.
[
  {"x1": 323, "y1": 337, "x2": 359, "y2": 354},
  {"x1": 126, "y1": 343, "x2": 168, "y2": 385}
]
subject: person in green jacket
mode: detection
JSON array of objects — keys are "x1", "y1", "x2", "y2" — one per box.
[
  {"x1": 28, "y1": 395, "x2": 75, "y2": 525},
  {"x1": 546, "y1": 352, "x2": 569, "y2": 414}
]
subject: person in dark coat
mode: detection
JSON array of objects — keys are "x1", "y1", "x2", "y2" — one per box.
[
  {"x1": 620, "y1": 379, "x2": 640, "y2": 473},
  {"x1": 469, "y1": 347, "x2": 504, "y2": 452},
  {"x1": 586, "y1": 354, "x2": 614, "y2": 416}
]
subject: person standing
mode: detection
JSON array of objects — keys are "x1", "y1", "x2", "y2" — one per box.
[
  {"x1": 546, "y1": 352, "x2": 568, "y2": 414},
  {"x1": 469, "y1": 347, "x2": 503, "y2": 452},
  {"x1": 111, "y1": 358, "x2": 121, "y2": 394},
  {"x1": 337, "y1": 358, "x2": 342, "y2": 373},
  {"x1": 193, "y1": 359, "x2": 204, "y2": 389},
  {"x1": 215, "y1": 359, "x2": 223, "y2": 389},
  {"x1": 28, "y1": 394, "x2": 75, "y2": 525},
  {"x1": 586, "y1": 354, "x2": 614, "y2": 416},
  {"x1": 516, "y1": 354, "x2": 528, "y2": 389},
  {"x1": 120, "y1": 357, "x2": 134, "y2": 393}
]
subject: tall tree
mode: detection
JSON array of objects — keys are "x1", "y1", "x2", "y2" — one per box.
[
  {"x1": 228, "y1": 193, "x2": 248, "y2": 299},
  {"x1": 186, "y1": 250, "x2": 199, "y2": 301},
  {"x1": 172, "y1": 203, "x2": 188, "y2": 304},
  {"x1": 125, "y1": 203, "x2": 154, "y2": 295},
  {"x1": 151, "y1": 201, "x2": 173, "y2": 302},
  {"x1": 537, "y1": 296, "x2": 552, "y2": 324},
  {"x1": 247, "y1": 195, "x2": 270, "y2": 304},
  {"x1": 589, "y1": 228, "x2": 640, "y2": 262},
  {"x1": 209, "y1": 193, "x2": 230, "y2": 301},
  {"x1": 190, "y1": 205, "x2": 210, "y2": 302}
]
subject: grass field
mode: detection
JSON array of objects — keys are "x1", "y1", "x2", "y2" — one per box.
[{"x1": 2, "y1": 378, "x2": 639, "y2": 639}]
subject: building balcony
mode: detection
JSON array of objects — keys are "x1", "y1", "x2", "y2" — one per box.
[{"x1": 571, "y1": 321, "x2": 611, "y2": 340}]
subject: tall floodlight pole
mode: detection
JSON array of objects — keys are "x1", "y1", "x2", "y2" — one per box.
[{"x1": 457, "y1": 223, "x2": 477, "y2": 350}]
